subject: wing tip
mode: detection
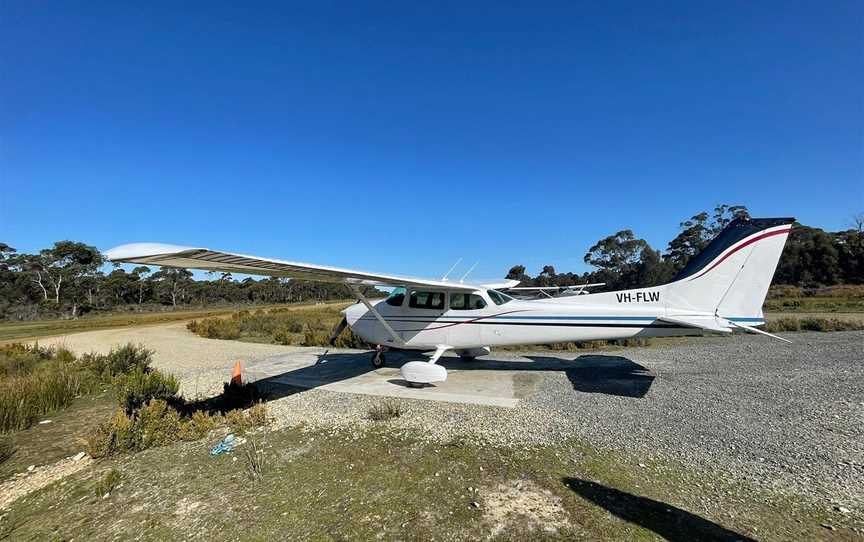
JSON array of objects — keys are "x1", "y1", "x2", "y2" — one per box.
[{"x1": 104, "y1": 243, "x2": 201, "y2": 262}]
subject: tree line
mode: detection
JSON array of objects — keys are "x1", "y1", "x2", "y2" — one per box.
[{"x1": 506, "y1": 205, "x2": 863, "y2": 292}]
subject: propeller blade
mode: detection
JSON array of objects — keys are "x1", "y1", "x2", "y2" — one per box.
[{"x1": 328, "y1": 316, "x2": 349, "y2": 346}]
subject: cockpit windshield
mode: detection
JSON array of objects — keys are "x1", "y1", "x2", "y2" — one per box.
[
  {"x1": 385, "y1": 287, "x2": 406, "y2": 306},
  {"x1": 487, "y1": 289, "x2": 513, "y2": 305}
]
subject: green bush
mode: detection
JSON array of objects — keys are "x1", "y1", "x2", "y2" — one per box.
[
  {"x1": 114, "y1": 368, "x2": 179, "y2": 414},
  {"x1": 88, "y1": 409, "x2": 140, "y2": 457},
  {"x1": 88, "y1": 395, "x2": 271, "y2": 457},
  {"x1": 187, "y1": 317, "x2": 240, "y2": 340},
  {"x1": 137, "y1": 399, "x2": 182, "y2": 448},
  {"x1": 80, "y1": 343, "x2": 153, "y2": 378}
]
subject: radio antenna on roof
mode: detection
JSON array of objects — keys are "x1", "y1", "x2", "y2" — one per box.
[
  {"x1": 459, "y1": 261, "x2": 479, "y2": 283},
  {"x1": 441, "y1": 258, "x2": 463, "y2": 281}
]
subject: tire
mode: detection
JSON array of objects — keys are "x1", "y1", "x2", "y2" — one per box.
[
  {"x1": 407, "y1": 381, "x2": 425, "y2": 388},
  {"x1": 371, "y1": 351, "x2": 386, "y2": 368}
]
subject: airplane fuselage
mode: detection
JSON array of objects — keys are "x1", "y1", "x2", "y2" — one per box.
[{"x1": 343, "y1": 286, "x2": 765, "y2": 352}]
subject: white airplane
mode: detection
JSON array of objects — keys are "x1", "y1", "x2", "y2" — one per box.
[{"x1": 106, "y1": 216, "x2": 795, "y2": 386}]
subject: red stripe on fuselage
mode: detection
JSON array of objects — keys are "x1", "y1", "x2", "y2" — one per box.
[{"x1": 688, "y1": 227, "x2": 792, "y2": 282}]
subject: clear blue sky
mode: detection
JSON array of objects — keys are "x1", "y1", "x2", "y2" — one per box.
[{"x1": 1, "y1": 1, "x2": 861, "y2": 279}]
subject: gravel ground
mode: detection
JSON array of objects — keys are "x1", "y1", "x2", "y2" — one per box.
[
  {"x1": 37, "y1": 325, "x2": 864, "y2": 514},
  {"x1": 263, "y1": 331, "x2": 864, "y2": 514}
]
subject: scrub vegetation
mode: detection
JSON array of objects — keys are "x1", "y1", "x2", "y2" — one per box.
[
  {"x1": 0, "y1": 342, "x2": 270, "y2": 461},
  {"x1": 186, "y1": 304, "x2": 373, "y2": 348}
]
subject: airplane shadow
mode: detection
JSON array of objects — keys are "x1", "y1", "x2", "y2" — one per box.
[
  {"x1": 243, "y1": 350, "x2": 655, "y2": 401},
  {"x1": 563, "y1": 478, "x2": 756, "y2": 542}
]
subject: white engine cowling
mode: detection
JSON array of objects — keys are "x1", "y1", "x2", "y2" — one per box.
[{"x1": 400, "y1": 361, "x2": 447, "y2": 384}]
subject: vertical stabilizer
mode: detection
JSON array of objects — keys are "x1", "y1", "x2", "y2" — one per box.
[{"x1": 664, "y1": 217, "x2": 795, "y2": 322}]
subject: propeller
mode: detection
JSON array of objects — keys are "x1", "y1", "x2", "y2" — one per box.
[{"x1": 328, "y1": 315, "x2": 349, "y2": 346}]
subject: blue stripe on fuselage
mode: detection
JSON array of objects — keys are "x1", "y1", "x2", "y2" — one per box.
[{"x1": 361, "y1": 314, "x2": 764, "y2": 322}]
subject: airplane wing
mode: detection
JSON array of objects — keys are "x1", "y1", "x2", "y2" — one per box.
[{"x1": 104, "y1": 243, "x2": 484, "y2": 292}]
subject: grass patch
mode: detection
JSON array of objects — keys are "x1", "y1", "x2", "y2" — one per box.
[
  {"x1": 94, "y1": 468, "x2": 122, "y2": 498},
  {"x1": 764, "y1": 284, "x2": 864, "y2": 313},
  {"x1": 0, "y1": 426, "x2": 851, "y2": 541},
  {"x1": 367, "y1": 400, "x2": 403, "y2": 421},
  {"x1": 0, "y1": 343, "x2": 97, "y2": 433},
  {"x1": 763, "y1": 316, "x2": 864, "y2": 333}
]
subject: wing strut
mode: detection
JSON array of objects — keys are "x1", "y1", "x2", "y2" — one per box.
[{"x1": 347, "y1": 285, "x2": 405, "y2": 346}]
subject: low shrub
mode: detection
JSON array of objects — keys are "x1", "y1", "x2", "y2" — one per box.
[
  {"x1": 367, "y1": 400, "x2": 403, "y2": 421},
  {"x1": 88, "y1": 409, "x2": 140, "y2": 457},
  {"x1": 225, "y1": 403, "x2": 269, "y2": 434},
  {"x1": 114, "y1": 368, "x2": 179, "y2": 414},
  {"x1": 138, "y1": 399, "x2": 183, "y2": 448},
  {"x1": 80, "y1": 343, "x2": 153, "y2": 378},
  {"x1": 88, "y1": 398, "x2": 271, "y2": 457},
  {"x1": 187, "y1": 317, "x2": 240, "y2": 340},
  {"x1": 177, "y1": 410, "x2": 221, "y2": 441},
  {"x1": 763, "y1": 318, "x2": 801, "y2": 332},
  {"x1": 185, "y1": 304, "x2": 378, "y2": 348}
]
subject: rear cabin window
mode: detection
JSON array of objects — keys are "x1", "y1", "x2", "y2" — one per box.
[
  {"x1": 409, "y1": 290, "x2": 445, "y2": 310},
  {"x1": 385, "y1": 287, "x2": 406, "y2": 306},
  {"x1": 449, "y1": 293, "x2": 487, "y2": 310},
  {"x1": 487, "y1": 290, "x2": 514, "y2": 305}
]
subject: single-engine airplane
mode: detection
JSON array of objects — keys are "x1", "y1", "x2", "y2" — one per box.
[{"x1": 106, "y1": 216, "x2": 794, "y2": 386}]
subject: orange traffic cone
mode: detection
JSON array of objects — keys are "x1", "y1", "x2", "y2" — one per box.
[{"x1": 231, "y1": 361, "x2": 242, "y2": 386}]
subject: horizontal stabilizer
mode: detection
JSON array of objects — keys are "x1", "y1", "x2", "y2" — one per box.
[
  {"x1": 727, "y1": 320, "x2": 792, "y2": 343},
  {"x1": 657, "y1": 315, "x2": 732, "y2": 334}
]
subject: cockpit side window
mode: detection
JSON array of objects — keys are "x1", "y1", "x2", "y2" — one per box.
[
  {"x1": 385, "y1": 287, "x2": 406, "y2": 307},
  {"x1": 487, "y1": 290, "x2": 513, "y2": 306},
  {"x1": 449, "y1": 293, "x2": 487, "y2": 310},
  {"x1": 409, "y1": 290, "x2": 445, "y2": 310}
]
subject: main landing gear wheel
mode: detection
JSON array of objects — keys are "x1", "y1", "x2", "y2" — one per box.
[{"x1": 371, "y1": 350, "x2": 386, "y2": 369}]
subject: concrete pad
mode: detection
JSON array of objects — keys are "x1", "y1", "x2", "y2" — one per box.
[{"x1": 244, "y1": 350, "x2": 524, "y2": 408}]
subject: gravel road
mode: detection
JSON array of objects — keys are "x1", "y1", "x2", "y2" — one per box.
[{"x1": 38, "y1": 324, "x2": 864, "y2": 513}]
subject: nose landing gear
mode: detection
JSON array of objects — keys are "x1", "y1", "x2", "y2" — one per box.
[{"x1": 371, "y1": 346, "x2": 386, "y2": 369}]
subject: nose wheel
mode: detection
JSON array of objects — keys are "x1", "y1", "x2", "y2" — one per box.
[{"x1": 371, "y1": 349, "x2": 386, "y2": 368}]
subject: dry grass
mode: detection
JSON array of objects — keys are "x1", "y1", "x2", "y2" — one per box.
[
  {"x1": 186, "y1": 303, "x2": 374, "y2": 348},
  {"x1": 244, "y1": 438, "x2": 268, "y2": 481},
  {"x1": 367, "y1": 400, "x2": 403, "y2": 421},
  {"x1": 762, "y1": 316, "x2": 864, "y2": 333}
]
